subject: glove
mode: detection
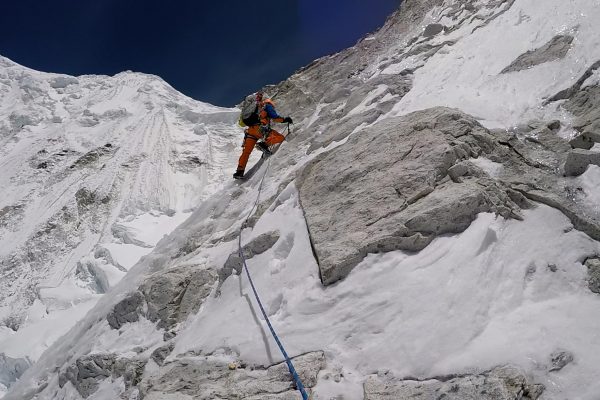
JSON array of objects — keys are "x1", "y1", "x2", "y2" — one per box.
[{"x1": 283, "y1": 117, "x2": 293, "y2": 124}]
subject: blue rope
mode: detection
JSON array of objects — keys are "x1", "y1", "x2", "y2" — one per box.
[{"x1": 237, "y1": 126, "x2": 309, "y2": 400}]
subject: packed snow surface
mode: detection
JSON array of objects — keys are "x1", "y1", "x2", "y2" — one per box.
[{"x1": 173, "y1": 187, "x2": 600, "y2": 400}]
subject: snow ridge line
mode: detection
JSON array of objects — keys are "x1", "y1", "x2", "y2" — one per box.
[{"x1": 237, "y1": 130, "x2": 309, "y2": 400}]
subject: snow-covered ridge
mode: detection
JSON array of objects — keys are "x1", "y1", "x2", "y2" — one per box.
[
  {"x1": 0, "y1": 55, "x2": 242, "y2": 395},
  {"x1": 5, "y1": 0, "x2": 600, "y2": 399}
]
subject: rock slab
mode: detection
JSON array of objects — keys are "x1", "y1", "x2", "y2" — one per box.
[
  {"x1": 501, "y1": 35, "x2": 573, "y2": 73},
  {"x1": 364, "y1": 366, "x2": 543, "y2": 400},
  {"x1": 107, "y1": 265, "x2": 217, "y2": 330},
  {"x1": 141, "y1": 351, "x2": 325, "y2": 400},
  {"x1": 584, "y1": 257, "x2": 600, "y2": 294},
  {"x1": 563, "y1": 149, "x2": 600, "y2": 176},
  {"x1": 298, "y1": 107, "x2": 522, "y2": 285},
  {"x1": 220, "y1": 231, "x2": 280, "y2": 284},
  {"x1": 58, "y1": 353, "x2": 146, "y2": 398}
]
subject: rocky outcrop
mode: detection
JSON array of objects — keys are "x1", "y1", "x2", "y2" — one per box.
[
  {"x1": 141, "y1": 351, "x2": 325, "y2": 400},
  {"x1": 220, "y1": 231, "x2": 280, "y2": 285},
  {"x1": 56, "y1": 339, "x2": 323, "y2": 399},
  {"x1": 546, "y1": 60, "x2": 600, "y2": 175},
  {"x1": 107, "y1": 265, "x2": 217, "y2": 330},
  {"x1": 364, "y1": 366, "x2": 544, "y2": 400},
  {"x1": 298, "y1": 104, "x2": 600, "y2": 285},
  {"x1": 501, "y1": 35, "x2": 574, "y2": 73},
  {"x1": 500, "y1": 120, "x2": 568, "y2": 167},
  {"x1": 483, "y1": 121, "x2": 600, "y2": 242},
  {"x1": 58, "y1": 353, "x2": 145, "y2": 398},
  {"x1": 422, "y1": 23, "x2": 445, "y2": 38},
  {"x1": 150, "y1": 343, "x2": 175, "y2": 366},
  {"x1": 564, "y1": 149, "x2": 600, "y2": 176},
  {"x1": 142, "y1": 267, "x2": 216, "y2": 331},
  {"x1": 106, "y1": 291, "x2": 145, "y2": 329},
  {"x1": 298, "y1": 107, "x2": 524, "y2": 285},
  {"x1": 69, "y1": 143, "x2": 115, "y2": 170},
  {"x1": 549, "y1": 350, "x2": 574, "y2": 372},
  {"x1": 0, "y1": 204, "x2": 24, "y2": 229},
  {"x1": 567, "y1": 82, "x2": 600, "y2": 139},
  {"x1": 584, "y1": 257, "x2": 600, "y2": 294},
  {"x1": 548, "y1": 60, "x2": 600, "y2": 142}
]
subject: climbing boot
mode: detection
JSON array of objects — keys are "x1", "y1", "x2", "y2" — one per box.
[
  {"x1": 256, "y1": 141, "x2": 272, "y2": 156},
  {"x1": 233, "y1": 169, "x2": 245, "y2": 179}
]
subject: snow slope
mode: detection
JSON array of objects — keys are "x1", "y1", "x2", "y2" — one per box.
[
  {"x1": 387, "y1": 0, "x2": 600, "y2": 128},
  {"x1": 0, "y1": 55, "x2": 243, "y2": 394},
  {"x1": 5, "y1": 0, "x2": 600, "y2": 399}
]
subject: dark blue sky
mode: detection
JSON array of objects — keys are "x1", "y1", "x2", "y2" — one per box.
[{"x1": 0, "y1": 0, "x2": 400, "y2": 106}]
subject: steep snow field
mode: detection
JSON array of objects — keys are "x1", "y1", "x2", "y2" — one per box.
[
  {"x1": 4, "y1": 0, "x2": 600, "y2": 399},
  {"x1": 389, "y1": 0, "x2": 600, "y2": 128},
  {"x1": 0, "y1": 56, "x2": 242, "y2": 395},
  {"x1": 177, "y1": 191, "x2": 600, "y2": 399}
]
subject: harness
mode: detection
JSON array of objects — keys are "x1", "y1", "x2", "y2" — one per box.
[{"x1": 244, "y1": 101, "x2": 271, "y2": 141}]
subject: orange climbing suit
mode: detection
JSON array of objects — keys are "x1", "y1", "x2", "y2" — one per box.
[{"x1": 237, "y1": 98, "x2": 285, "y2": 171}]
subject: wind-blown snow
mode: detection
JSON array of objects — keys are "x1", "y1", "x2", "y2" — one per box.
[{"x1": 389, "y1": 0, "x2": 600, "y2": 129}]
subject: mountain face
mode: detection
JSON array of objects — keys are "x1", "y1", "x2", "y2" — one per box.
[
  {"x1": 0, "y1": 56, "x2": 241, "y2": 395},
  {"x1": 4, "y1": 0, "x2": 600, "y2": 399}
]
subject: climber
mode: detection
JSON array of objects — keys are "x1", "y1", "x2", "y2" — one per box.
[{"x1": 233, "y1": 91, "x2": 293, "y2": 179}]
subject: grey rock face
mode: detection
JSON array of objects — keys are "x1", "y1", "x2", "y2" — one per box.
[
  {"x1": 564, "y1": 149, "x2": 600, "y2": 176},
  {"x1": 546, "y1": 60, "x2": 600, "y2": 175},
  {"x1": 501, "y1": 35, "x2": 573, "y2": 73},
  {"x1": 584, "y1": 257, "x2": 600, "y2": 294},
  {"x1": 74, "y1": 187, "x2": 112, "y2": 216},
  {"x1": 567, "y1": 84, "x2": 600, "y2": 136},
  {"x1": 548, "y1": 60, "x2": 600, "y2": 137},
  {"x1": 106, "y1": 291, "x2": 145, "y2": 329},
  {"x1": 142, "y1": 266, "x2": 216, "y2": 330},
  {"x1": 59, "y1": 353, "x2": 146, "y2": 398},
  {"x1": 496, "y1": 120, "x2": 569, "y2": 171},
  {"x1": 422, "y1": 23, "x2": 445, "y2": 37},
  {"x1": 298, "y1": 107, "x2": 523, "y2": 285},
  {"x1": 569, "y1": 133, "x2": 595, "y2": 150},
  {"x1": 364, "y1": 366, "x2": 543, "y2": 400},
  {"x1": 549, "y1": 350, "x2": 574, "y2": 372},
  {"x1": 141, "y1": 351, "x2": 325, "y2": 400},
  {"x1": 69, "y1": 144, "x2": 114, "y2": 170},
  {"x1": 220, "y1": 231, "x2": 281, "y2": 284},
  {"x1": 151, "y1": 343, "x2": 175, "y2": 366},
  {"x1": 113, "y1": 357, "x2": 146, "y2": 390},
  {"x1": 0, "y1": 204, "x2": 24, "y2": 227},
  {"x1": 107, "y1": 265, "x2": 217, "y2": 330},
  {"x1": 464, "y1": 119, "x2": 600, "y2": 245},
  {"x1": 448, "y1": 160, "x2": 487, "y2": 182}
]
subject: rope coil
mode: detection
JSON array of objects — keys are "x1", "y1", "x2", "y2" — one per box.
[{"x1": 237, "y1": 125, "x2": 309, "y2": 399}]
